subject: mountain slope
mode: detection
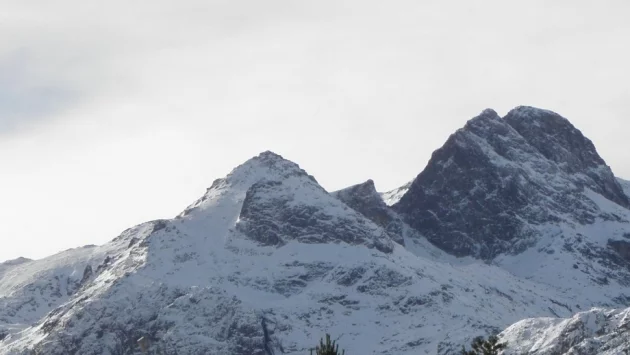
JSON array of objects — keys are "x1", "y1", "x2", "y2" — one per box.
[
  {"x1": 0, "y1": 152, "x2": 597, "y2": 355},
  {"x1": 619, "y1": 178, "x2": 630, "y2": 199},
  {"x1": 333, "y1": 179, "x2": 408, "y2": 246},
  {"x1": 394, "y1": 107, "x2": 629, "y2": 259},
  {"x1": 500, "y1": 306, "x2": 630, "y2": 354},
  {"x1": 0, "y1": 245, "x2": 117, "y2": 338},
  {"x1": 386, "y1": 107, "x2": 630, "y2": 305},
  {"x1": 2, "y1": 107, "x2": 630, "y2": 355}
]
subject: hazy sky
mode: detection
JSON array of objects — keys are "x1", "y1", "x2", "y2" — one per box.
[{"x1": 1, "y1": 0, "x2": 629, "y2": 262}]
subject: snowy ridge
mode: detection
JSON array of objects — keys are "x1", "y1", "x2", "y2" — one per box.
[
  {"x1": 500, "y1": 306, "x2": 630, "y2": 354},
  {"x1": 0, "y1": 258, "x2": 31, "y2": 268},
  {"x1": 380, "y1": 181, "x2": 411, "y2": 206},
  {"x1": 1, "y1": 109, "x2": 630, "y2": 355},
  {"x1": 388, "y1": 107, "x2": 630, "y2": 307},
  {"x1": 0, "y1": 151, "x2": 600, "y2": 355},
  {"x1": 0, "y1": 244, "x2": 120, "y2": 336},
  {"x1": 395, "y1": 107, "x2": 629, "y2": 259}
]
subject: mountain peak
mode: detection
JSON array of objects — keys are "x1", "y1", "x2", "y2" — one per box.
[
  {"x1": 254, "y1": 150, "x2": 286, "y2": 162},
  {"x1": 333, "y1": 180, "x2": 407, "y2": 246},
  {"x1": 333, "y1": 180, "x2": 383, "y2": 214},
  {"x1": 504, "y1": 106, "x2": 630, "y2": 208},
  {"x1": 503, "y1": 106, "x2": 601, "y2": 166},
  {"x1": 180, "y1": 151, "x2": 317, "y2": 219},
  {"x1": 181, "y1": 151, "x2": 393, "y2": 253},
  {"x1": 337, "y1": 179, "x2": 377, "y2": 196},
  {"x1": 3, "y1": 109, "x2": 630, "y2": 355},
  {"x1": 462, "y1": 108, "x2": 501, "y2": 129},
  {"x1": 506, "y1": 105, "x2": 559, "y2": 119},
  {"x1": 225, "y1": 151, "x2": 318, "y2": 187},
  {"x1": 242, "y1": 150, "x2": 299, "y2": 172},
  {"x1": 395, "y1": 106, "x2": 630, "y2": 259},
  {"x1": 479, "y1": 108, "x2": 500, "y2": 119}
]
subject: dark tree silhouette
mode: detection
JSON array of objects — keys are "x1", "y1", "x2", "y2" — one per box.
[
  {"x1": 461, "y1": 335, "x2": 507, "y2": 355},
  {"x1": 310, "y1": 334, "x2": 345, "y2": 355}
]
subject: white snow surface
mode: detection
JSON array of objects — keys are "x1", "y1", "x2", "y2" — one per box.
[
  {"x1": 500, "y1": 306, "x2": 630, "y2": 354},
  {"x1": 1, "y1": 151, "x2": 629, "y2": 354},
  {"x1": 380, "y1": 182, "x2": 411, "y2": 206}
]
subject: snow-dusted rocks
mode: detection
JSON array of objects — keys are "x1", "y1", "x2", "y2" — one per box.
[
  {"x1": 238, "y1": 178, "x2": 393, "y2": 253},
  {"x1": 500, "y1": 307, "x2": 630, "y2": 355},
  {"x1": 0, "y1": 246, "x2": 111, "y2": 338},
  {"x1": 384, "y1": 107, "x2": 630, "y2": 314},
  {"x1": 504, "y1": 107, "x2": 629, "y2": 209},
  {"x1": 0, "y1": 150, "x2": 589, "y2": 355},
  {"x1": 381, "y1": 181, "x2": 411, "y2": 206},
  {"x1": 619, "y1": 178, "x2": 630, "y2": 200},
  {"x1": 333, "y1": 179, "x2": 407, "y2": 246},
  {"x1": 1, "y1": 108, "x2": 630, "y2": 355},
  {"x1": 394, "y1": 107, "x2": 629, "y2": 260}
]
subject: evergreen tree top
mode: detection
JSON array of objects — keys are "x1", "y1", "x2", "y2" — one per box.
[{"x1": 310, "y1": 334, "x2": 346, "y2": 355}]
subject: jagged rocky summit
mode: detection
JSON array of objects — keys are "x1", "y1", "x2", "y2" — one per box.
[
  {"x1": 332, "y1": 179, "x2": 409, "y2": 246},
  {"x1": 394, "y1": 106, "x2": 629, "y2": 259},
  {"x1": 1, "y1": 106, "x2": 630, "y2": 355}
]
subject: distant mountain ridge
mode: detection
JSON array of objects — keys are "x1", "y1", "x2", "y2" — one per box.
[{"x1": 1, "y1": 106, "x2": 630, "y2": 355}]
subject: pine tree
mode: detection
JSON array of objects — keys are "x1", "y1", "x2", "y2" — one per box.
[
  {"x1": 461, "y1": 335, "x2": 507, "y2": 355},
  {"x1": 310, "y1": 334, "x2": 345, "y2": 355}
]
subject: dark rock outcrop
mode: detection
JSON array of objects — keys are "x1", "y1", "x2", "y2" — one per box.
[
  {"x1": 394, "y1": 106, "x2": 629, "y2": 259},
  {"x1": 237, "y1": 179, "x2": 394, "y2": 253},
  {"x1": 504, "y1": 106, "x2": 630, "y2": 208},
  {"x1": 609, "y1": 239, "x2": 630, "y2": 263},
  {"x1": 333, "y1": 180, "x2": 406, "y2": 246}
]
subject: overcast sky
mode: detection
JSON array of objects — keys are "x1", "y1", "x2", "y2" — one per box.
[{"x1": 1, "y1": 0, "x2": 629, "y2": 262}]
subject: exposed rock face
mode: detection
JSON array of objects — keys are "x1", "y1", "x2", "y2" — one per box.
[
  {"x1": 619, "y1": 178, "x2": 630, "y2": 199},
  {"x1": 333, "y1": 179, "x2": 406, "y2": 246},
  {"x1": 500, "y1": 307, "x2": 630, "y2": 355},
  {"x1": 3, "y1": 108, "x2": 630, "y2": 355},
  {"x1": 2, "y1": 150, "x2": 601, "y2": 355},
  {"x1": 33, "y1": 284, "x2": 275, "y2": 355},
  {"x1": 237, "y1": 178, "x2": 394, "y2": 253},
  {"x1": 394, "y1": 107, "x2": 630, "y2": 259},
  {"x1": 609, "y1": 240, "x2": 630, "y2": 263},
  {"x1": 227, "y1": 152, "x2": 393, "y2": 253},
  {"x1": 504, "y1": 106, "x2": 629, "y2": 208}
]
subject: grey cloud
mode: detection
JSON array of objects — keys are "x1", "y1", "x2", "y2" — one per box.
[{"x1": 0, "y1": 51, "x2": 79, "y2": 133}]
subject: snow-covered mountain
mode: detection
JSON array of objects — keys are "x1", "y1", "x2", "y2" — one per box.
[
  {"x1": 1, "y1": 152, "x2": 568, "y2": 355},
  {"x1": 499, "y1": 306, "x2": 630, "y2": 354},
  {"x1": 1, "y1": 106, "x2": 629, "y2": 355},
  {"x1": 391, "y1": 106, "x2": 630, "y2": 305},
  {"x1": 394, "y1": 106, "x2": 629, "y2": 259}
]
